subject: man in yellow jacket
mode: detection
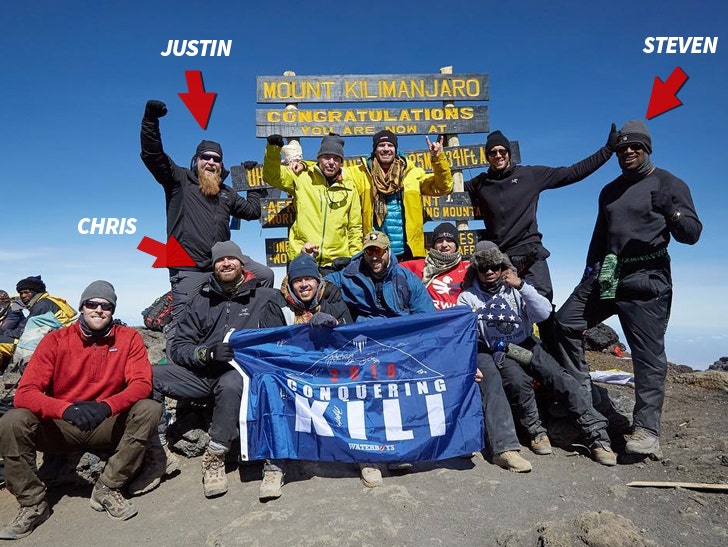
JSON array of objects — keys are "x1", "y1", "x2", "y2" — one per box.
[
  {"x1": 263, "y1": 134, "x2": 362, "y2": 273},
  {"x1": 350, "y1": 130, "x2": 454, "y2": 260}
]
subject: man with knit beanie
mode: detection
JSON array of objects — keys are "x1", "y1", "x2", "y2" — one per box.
[
  {"x1": 141, "y1": 241, "x2": 286, "y2": 501},
  {"x1": 0, "y1": 281, "x2": 162, "y2": 538},
  {"x1": 350, "y1": 132, "x2": 454, "y2": 261},
  {"x1": 0, "y1": 276, "x2": 76, "y2": 368},
  {"x1": 400, "y1": 222, "x2": 470, "y2": 310},
  {"x1": 140, "y1": 99, "x2": 274, "y2": 357},
  {"x1": 555, "y1": 120, "x2": 702, "y2": 458},
  {"x1": 464, "y1": 125, "x2": 620, "y2": 353},
  {"x1": 263, "y1": 133, "x2": 363, "y2": 271}
]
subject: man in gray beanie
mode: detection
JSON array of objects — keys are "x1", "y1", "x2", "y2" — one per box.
[
  {"x1": 555, "y1": 120, "x2": 702, "y2": 458},
  {"x1": 0, "y1": 280, "x2": 162, "y2": 537},
  {"x1": 137, "y1": 240, "x2": 287, "y2": 502},
  {"x1": 140, "y1": 99, "x2": 274, "y2": 356},
  {"x1": 263, "y1": 133, "x2": 362, "y2": 271}
]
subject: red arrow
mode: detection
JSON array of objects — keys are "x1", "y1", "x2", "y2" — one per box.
[
  {"x1": 178, "y1": 70, "x2": 217, "y2": 129},
  {"x1": 646, "y1": 66, "x2": 689, "y2": 120},
  {"x1": 137, "y1": 236, "x2": 196, "y2": 268}
]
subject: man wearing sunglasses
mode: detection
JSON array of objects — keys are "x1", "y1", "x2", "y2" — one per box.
[
  {"x1": 555, "y1": 120, "x2": 702, "y2": 459},
  {"x1": 464, "y1": 127, "x2": 619, "y2": 354},
  {"x1": 140, "y1": 100, "x2": 274, "y2": 355},
  {"x1": 0, "y1": 281, "x2": 162, "y2": 538},
  {"x1": 263, "y1": 133, "x2": 362, "y2": 273}
]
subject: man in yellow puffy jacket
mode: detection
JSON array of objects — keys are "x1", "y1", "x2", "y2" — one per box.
[
  {"x1": 263, "y1": 134, "x2": 362, "y2": 273},
  {"x1": 350, "y1": 130, "x2": 453, "y2": 260}
]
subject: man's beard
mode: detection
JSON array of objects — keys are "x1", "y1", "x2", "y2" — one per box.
[{"x1": 198, "y1": 168, "x2": 221, "y2": 197}]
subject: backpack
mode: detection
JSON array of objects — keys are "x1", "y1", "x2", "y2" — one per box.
[{"x1": 141, "y1": 291, "x2": 173, "y2": 332}]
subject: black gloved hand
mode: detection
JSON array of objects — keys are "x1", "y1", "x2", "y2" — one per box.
[
  {"x1": 310, "y1": 312, "x2": 338, "y2": 327},
  {"x1": 331, "y1": 257, "x2": 351, "y2": 271},
  {"x1": 247, "y1": 188, "x2": 268, "y2": 199},
  {"x1": 145, "y1": 100, "x2": 168, "y2": 120},
  {"x1": 243, "y1": 160, "x2": 259, "y2": 170},
  {"x1": 651, "y1": 191, "x2": 675, "y2": 217},
  {"x1": 63, "y1": 402, "x2": 111, "y2": 431},
  {"x1": 207, "y1": 342, "x2": 234, "y2": 364},
  {"x1": 605, "y1": 123, "x2": 619, "y2": 153},
  {"x1": 267, "y1": 134, "x2": 285, "y2": 147}
]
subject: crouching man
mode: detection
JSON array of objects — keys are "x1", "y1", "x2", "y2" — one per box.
[{"x1": 0, "y1": 281, "x2": 162, "y2": 539}]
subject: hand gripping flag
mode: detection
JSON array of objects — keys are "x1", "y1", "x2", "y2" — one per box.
[{"x1": 228, "y1": 306, "x2": 484, "y2": 464}]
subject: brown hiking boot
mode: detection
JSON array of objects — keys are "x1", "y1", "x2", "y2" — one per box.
[
  {"x1": 591, "y1": 442, "x2": 617, "y2": 466},
  {"x1": 259, "y1": 469, "x2": 284, "y2": 501},
  {"x1": 201, "y1": 449, "x2": 228, "y2": 498},
  {"x1": 493, "y1": 451, "x2": 532, "y2": 473},
  {"x1": 530, "y1": 433, "x2": 553, "y2": 455},
  {"x1": 0, "y1": 500, "x2": 51, "y2": 539},
  {"x1": 358, "y1": 463, "x2": 383, "y2": 487},
  {"x1": 625, "y1": 427, "x2": 661, "y2": 456},
  {"x1": 128, "y1": 444, "x2": 180, "y2": 496},
  {"x1": 90, "y1": 481, "x2": 138, "y2": 520}
]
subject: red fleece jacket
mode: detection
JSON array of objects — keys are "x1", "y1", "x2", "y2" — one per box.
[{"x1": 14, "y1": 322, "x2": 152, "y2": 419}]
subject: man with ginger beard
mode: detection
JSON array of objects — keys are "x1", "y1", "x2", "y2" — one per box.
[{"x1": 140, "y1": 99, "x2": 274, "y2": 354}]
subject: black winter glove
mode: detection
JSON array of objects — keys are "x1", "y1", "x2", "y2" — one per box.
[
  {"x1": 267, "y1": 134, "x2": 285, "y2": 147},
  {"x1": 247, "y1": 188, "x2": 268, "y2": 199},
  {"x1": 207, "y1": 342, "x2": 234, "y2": 364},
  {"x1": 331, "y1": 257, "x2": 351, "y2": 271},
  {"x1": 63, "y1": 402, "x2": 111, "y2": 431},
  {"x1": 605, "y1": 123, "x2": 619, "y2": 153},
  {"x1": 243, "y1": 160, "x2": 259, "y2": 170},
  {"x1": 651, "y1": 191, "x2": 675, "y2": 217},
  {"x1": 145, "y1": 100, "x2": 168, "y2": 120},
  {"x1": 310, "y1": 312, "x2": 338, "y2": 327}
]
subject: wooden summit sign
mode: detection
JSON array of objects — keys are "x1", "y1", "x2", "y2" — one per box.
[{"x1": 256, "y1": 72, "x2": 489, "y2": 138}]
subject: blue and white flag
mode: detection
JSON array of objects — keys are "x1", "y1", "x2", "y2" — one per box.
[{"x1": 229, "y1": 306, "x2": 483, "y2": 464}]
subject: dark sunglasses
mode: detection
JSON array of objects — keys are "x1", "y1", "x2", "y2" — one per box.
[
  {"x1": 477, "y1": 264, "x2": 503, "y2": 273},
  {"x1": 487, "y1": 148, "x2": 508, "y2": 158},
  {"x1": 84, "y1": 300, "x2": 114, "y2": 312},
  {"x1": 364, "y1": 246, "x2": 388, "y2": 257},
  {"x1": 199, "y1": 153, "x2": 222, "y2": 163},
  {"x1": 616, "y1": 143, "x2": 643, "y2": 153}
]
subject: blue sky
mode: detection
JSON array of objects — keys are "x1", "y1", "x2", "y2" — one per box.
[{"x1": 1, "y1": 0, "x2": 725, "y2": 369}]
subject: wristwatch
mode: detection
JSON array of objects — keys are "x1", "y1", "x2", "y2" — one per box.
[
  {"x1": 195, "y1": 346, "x2": 208, "y2": 364},
  {"x1": 669, "y1": 210, "x2": 681, "y2": 222}
]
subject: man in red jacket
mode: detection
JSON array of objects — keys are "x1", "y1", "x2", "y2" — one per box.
[{"x1": 0, "y1": 281, "x2": 162, "y2": 540}]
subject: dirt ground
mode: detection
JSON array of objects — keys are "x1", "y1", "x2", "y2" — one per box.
[{"x1": 1, "y1": 348, "x2": 727, "y2": 547}]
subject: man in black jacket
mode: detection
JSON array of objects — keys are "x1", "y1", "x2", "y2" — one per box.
[
  {"x1": 555, "y1": 120, "x2": 702, "y2": 458},
  {"x1": 140, "y1": 100, "x2": 274, "y2": 353},
  {"x1": 130, "y1": 241, "x2": 285, "y2": 500}
]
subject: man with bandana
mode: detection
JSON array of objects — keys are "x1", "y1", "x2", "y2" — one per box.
[
  {"x1": 0, "y1": 281, "x2": 162, "y2": 538},
  {"x1": 351, "y1": 131, "x2": 453, "y2": 261},
  {"x1": 555, "y1": 120, "x2": 702, "y2": 458},
  {"x1": 140, "y1": 100, "x2": 274, "y2": 354}
]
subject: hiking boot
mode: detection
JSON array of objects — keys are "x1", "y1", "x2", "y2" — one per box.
[
  {"x1": 530, "y1": 433, "x2": 553, "y2": 455},
  {"x1": 625, "y1": 428, "x2": 661, "y2": 455},
  {"x1": 90, "y1": 481, "x2": 138, "y2": 520},
  {"x1": 259, "y1": 469, "x2": 284, "y2": 501},
  {"x1": 128, "y1": 444, "x2": 180, "y2": 496},
  {"x1": 493, "y1": 451, "x2": 532, "y2": 473},
  {"x1": 591, "y1": 442, "x2": 617, "y2": 466},
  {"x1": 358, "y1": 463, "x2": 383, "y2": 488},
  {"x1": 201, "y1": 449, "x2": 228, "y2": 498},
  {"x1": 0, "y1": 500, "x2": 51, "y2": 539}
]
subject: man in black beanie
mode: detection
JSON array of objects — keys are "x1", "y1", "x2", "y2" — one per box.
[
  {"x1": 263, "y1": 133, "x2": 363, "y2": 272},
  {"x1": 140, "y1": 100, "x2": 274, "y2": 354},
  {"x1": 555, "y1": 120, "x2": 702, "y2": 457},
  {"x1": 464, "y1": 125, "x2": 620, "y2": 352}
]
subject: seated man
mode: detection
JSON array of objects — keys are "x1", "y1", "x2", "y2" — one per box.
[
  {"x1": 325, "y1": 230, "x2": 435, "y2": 486},
  {"x1": 0, "y1": 276, "x2": 77, "y2": 368},
  {"x1": 457, "y1": 245, "x2": 616, "y2": 466},
  {"x1": 276, "y1": 253, "x2": 352, "y2": 326},
  {"x1": 138, "y1": 241, "x2": 286, "y2": 501},
  {"x1": 0, "y1": 281, "x2": 161, "y2": 539}
]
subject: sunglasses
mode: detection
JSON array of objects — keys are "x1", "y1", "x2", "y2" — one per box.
[
  {"x1": 364, "y1": 246, "x2": 388, "y2": 257},
  {"x1": 487, "y1": 148, "x2": 508, "y2": 158},
  {"x1": 199, "y1": 153, "x2": 222, "y2": 163},
  {"x1": 477, "y1": 264, "x2": 502, "y2": 273},
  {"x1": 84, "y1": 300, "x2": 114, "y2": 312},
  {"x1": 616, "y1": 143, "x2": 643, "y2": 154}
]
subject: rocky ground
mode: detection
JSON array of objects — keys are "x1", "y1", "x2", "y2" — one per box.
[{"x1": 0, "y1": 329, "x2": 726, "y2": 546}]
